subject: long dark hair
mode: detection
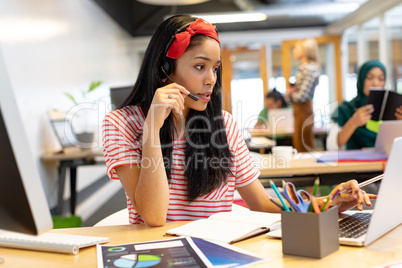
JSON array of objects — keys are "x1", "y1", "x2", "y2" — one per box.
[{"x1": 121, "y1": 15, "x2": 233, "y2": 201}]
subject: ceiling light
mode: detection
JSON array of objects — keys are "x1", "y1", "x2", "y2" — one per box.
[
  {"x1": 137, "y1": 0, "x2": 210, "y2": 5},
  {"x1": 193, "y1": 13, "x2": 268, "y2": 24}
]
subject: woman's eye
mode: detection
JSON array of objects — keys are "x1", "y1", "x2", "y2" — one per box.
[{"x1": 195, "y1": 65, "x2": 203, "y2": 70}]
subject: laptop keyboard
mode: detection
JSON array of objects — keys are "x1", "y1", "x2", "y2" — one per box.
[{"x1": 339, "y1": 213, "x2": 372, "y2": 239}]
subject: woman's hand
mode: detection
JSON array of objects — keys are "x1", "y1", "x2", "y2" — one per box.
[
  {"x1": 351, "y1": 104, "x2": 374, "y2": 127},
  {"x1": 254, "y1": 121, "x2": 267, "y2": 129},
  {"x1": 331, "y1": 180, "x2": 376, "y2": 212},
  {"x1": 146, "y1": 83, "x2": 190, "y2": 129},
  {"x1": 286, "y1": 84, "x2": 297, "y2": 96},
  {"x1": 395, "y1": 106, "x2": 402, "y2": 120},
  {"x1": 337, "y1": 104, "x2": 375, "y2": 147}
]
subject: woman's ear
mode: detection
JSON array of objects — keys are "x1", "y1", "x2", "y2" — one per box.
[{"x1": 162, "y1": 78, "x2": 167, "y2": 83}]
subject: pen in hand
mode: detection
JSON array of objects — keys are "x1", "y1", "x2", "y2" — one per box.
[
  {"x1": 339, "y1": 174, "x2": 384, "y2": 196},
  {"x1": 165, "y1": 74, "x2": 199, "y2": 101},
  {"x1": 358, "y1": 174, "x2": 383, "y2": 188},
  {"x1": 328, "y1": 174, "x2": 383, "y2": 209}
]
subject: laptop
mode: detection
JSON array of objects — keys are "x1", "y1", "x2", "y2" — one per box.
[
  {"x1": 338, "y1": 137, "x2": 402, "y2": 246},
  {"x1": 267, "y1": 108, "x2": 294, "y2": 132},
  {"x1": 269, "y1": 137, "x2": 402, "y2": 246},
  {"x1": 374, "y1": 120, "x2": 402, "y2": 155},
  {"x1": 318, "y1": 121, "x2": 402, "y2": 162}
]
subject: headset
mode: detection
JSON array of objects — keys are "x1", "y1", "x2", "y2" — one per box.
[
  {"x1": 160, "y1": 38, "x2": 175, "y2": 77},
  {"x1": 160, "y1": 21, "x2": 199, "y2": 101},
  {"x1": 160, "y1": 22, "x2": 192, "y2": 77}
]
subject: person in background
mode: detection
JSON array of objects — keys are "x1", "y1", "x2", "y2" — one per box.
[
  {"x1": 327, "y1": 60, "x2": 402, "y2": 151},
  {"x1": 286, "y1": 38, "x2": 320, "y2": 152},
  {"x1": 254, "y1": 88, "x2": 288, "y2": 129},
  {"x1": 102, "y1": 15, "x2": 375, "y2": 227}
]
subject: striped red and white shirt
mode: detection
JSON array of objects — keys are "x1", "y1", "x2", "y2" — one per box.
[{"x1": 102, "y1": 105, "x2": 260, "y2": 224}]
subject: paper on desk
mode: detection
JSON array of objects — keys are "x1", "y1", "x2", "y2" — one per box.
[
  {"x1": 96, "y1": 236, "x2": 270, "y2": 268},
  {"x1": 96, "y1": 237, "x2": 211, "y2": 268},
  {"x1": 191, "y1": 237, "x2": 271, "y2": 267}
]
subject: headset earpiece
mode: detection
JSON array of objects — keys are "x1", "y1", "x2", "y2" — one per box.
[{"x1": 162, "y1": 58, "x2": 173, "y2": 76}]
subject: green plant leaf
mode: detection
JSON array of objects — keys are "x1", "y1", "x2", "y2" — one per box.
[
  {"x1": 64, "y1": 92, "x2": 78, "y2": 105},
  {"x1": 88, "y1": 80, "x2": 103, "y2": 93}
]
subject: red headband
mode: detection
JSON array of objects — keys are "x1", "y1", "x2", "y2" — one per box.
[{"x1": 166, "y1": 18, "x2": 220, "y2": 59}]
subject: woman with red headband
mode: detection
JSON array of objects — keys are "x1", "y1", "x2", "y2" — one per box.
[{"x1": 102, "y1": 15, "x2": 375, "y2": 226}]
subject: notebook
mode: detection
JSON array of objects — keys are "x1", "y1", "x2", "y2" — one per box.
[
  {"x1": 270, "y1": 137, "x2": 402, "y2": 246},
  {"x1": 366, "y1": 88, "x2": 402, "y2": 121},
  {"x1": 166, "y1": 210, "x2": 281, "y2": 244}
]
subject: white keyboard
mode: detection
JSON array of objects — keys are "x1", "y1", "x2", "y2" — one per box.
[{"x1": 0, "y1": 232, "x2": 110, "y2": 254}]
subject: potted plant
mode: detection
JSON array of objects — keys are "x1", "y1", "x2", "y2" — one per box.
[{"x1": 64, "y1": 81, "x2": 103, "y2": 146}]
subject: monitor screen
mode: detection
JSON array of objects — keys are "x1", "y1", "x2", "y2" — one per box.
[
  {"x1": 50, "y1": 119, "x2": 79, "y2": 148},
  {"x1": 110, "y1": 85, "x2": 132, "y2": 110},
  {"x1": 0, "y1": 50, "x2": 53, "y2": 235}
]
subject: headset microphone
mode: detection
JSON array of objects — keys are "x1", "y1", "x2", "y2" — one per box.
[{"x1": 161, "y1": 66, "x2": 199, "y2": 101}]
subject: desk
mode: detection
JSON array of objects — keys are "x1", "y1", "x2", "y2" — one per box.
[
  {"x1": 248, "y1": 127, "x2": 329, "y2": 150},
  {"x1": 1, "y1": 222, "x2": 401, "y2": 267},
  {"x1": 248, "y1": 127, "x2": 329, "y2": 138},
  {"x1": 252, "y1": 153, "x2": 385, "y2": 186},
  {"x1": 41, "y1": 148, "x2": 105, "y2": 215}
]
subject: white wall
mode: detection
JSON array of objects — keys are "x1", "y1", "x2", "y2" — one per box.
[{"x1": 0, "y1": 0, "x2": 138, "y2": 208}]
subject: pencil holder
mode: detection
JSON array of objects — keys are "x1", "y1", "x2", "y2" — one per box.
[{"x1": 281, "y1": 206, "x2": 339, "y2": 259}]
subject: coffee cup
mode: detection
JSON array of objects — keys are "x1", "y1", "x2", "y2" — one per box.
[{"x1": 271, "y1": 146, "x2": 297, "y2": 163}]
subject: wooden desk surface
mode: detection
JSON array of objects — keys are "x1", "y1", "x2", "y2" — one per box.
[
  {"x1": 41, "y1": 148, "x2": 104, "y2": 161},
  {"x1": 252, "y1": 153, "x2": 385, "y2": 177},
  {"x1": 1, "y1": 222, "x2": 401, "y2": 268},
  {"x1": 248, "y1": 127, "x2": 329, "y2": 137}
]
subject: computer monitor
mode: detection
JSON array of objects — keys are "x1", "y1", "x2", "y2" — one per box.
[
  {"x1": 50, "y1": 119, "x2": 79, "y2": 149},
  {"x1": 110, "y1": 85, "x2": 133, "y2": 110},
  {"x1": 0, "y1": 49, "x2": 53, "y2": 236}
]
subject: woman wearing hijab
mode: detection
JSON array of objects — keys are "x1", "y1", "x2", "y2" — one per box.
[{"x1": 327, "y1": 60, "x2": 402, "y2": 151}]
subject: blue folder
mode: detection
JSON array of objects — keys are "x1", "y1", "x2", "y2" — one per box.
[{"x1": 317, "y1": 150, "x2": 388, "y2": 163}]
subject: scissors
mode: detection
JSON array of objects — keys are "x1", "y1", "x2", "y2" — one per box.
[{"x1": 280, "y1": 181, "x2": 312, "y2": 213}]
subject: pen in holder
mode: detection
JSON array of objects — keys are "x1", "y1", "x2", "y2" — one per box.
[{"x1": 281, "y1": 206, "x2": 339, "y2": 259}]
